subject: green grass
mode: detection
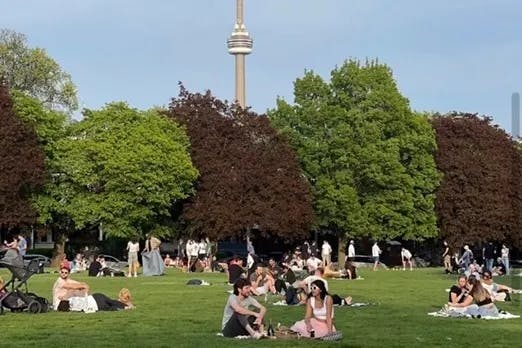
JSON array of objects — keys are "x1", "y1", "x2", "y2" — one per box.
[{"x1": 1, "y1": 267, "x2": 520, "y2": 347}]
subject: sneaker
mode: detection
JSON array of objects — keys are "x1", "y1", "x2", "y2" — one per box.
[
  {"x1": 134, "y1": 274, "x2": 138, "y2": 278},
  {"x1": 252, "y1": 332, "x2": 263, "y2": 340}
]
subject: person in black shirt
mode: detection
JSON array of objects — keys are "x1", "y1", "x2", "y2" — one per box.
[
  {"x1": 449, "y1": 275, "x2": 469, "y2": 304},
  {"x1": 88, "y1": 255, "x2": 102, "y2": 277},
  {"x1": 482, "y1": 242, "x2": 496, "y2": 272},
  {"x1": 228, "y1": 257, "x2": 246, "y2": 284}
]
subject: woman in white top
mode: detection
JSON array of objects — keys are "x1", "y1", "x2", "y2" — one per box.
[{"x1": 291, "y1": 279, "x2": 335, "y2": 338}]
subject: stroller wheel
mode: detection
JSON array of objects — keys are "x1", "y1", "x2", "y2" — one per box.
[{"x1": 27, "y1": 300, "x2": 42, "y2": 314}]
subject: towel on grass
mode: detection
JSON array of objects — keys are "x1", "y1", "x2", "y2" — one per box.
[{"x1": 428, "y1": 310, "x2": 520, "y2": 320}]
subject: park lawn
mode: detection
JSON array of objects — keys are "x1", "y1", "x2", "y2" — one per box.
[{"x1": 0, "y1": 267, "x2": 520, "y2": 348}]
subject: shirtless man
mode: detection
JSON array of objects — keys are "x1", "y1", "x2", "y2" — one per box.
[{"x1": 52, "y1": 266, "x2": 90, "y2": 310}]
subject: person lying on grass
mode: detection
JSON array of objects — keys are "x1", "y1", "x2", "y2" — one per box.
[
  {"x1": 290, "y1": 279, "x2": 336, "y2": 338},
  {"x1": 448, "y1": 275, "x2": 499, "y2": 317},
  {"x1": 297, "y1": 268, "x2": 352, "y2": 306},
  {"x1": 57, "y1": 288, "x2": 135, "y2": 312},
  {"x1": 222, "y1": 278, "x2": 266, "y2": 339}
]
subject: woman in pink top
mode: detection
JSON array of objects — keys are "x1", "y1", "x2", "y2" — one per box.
[{"x1": 290, "y1": 279, "x2": 335, "y2": 338}]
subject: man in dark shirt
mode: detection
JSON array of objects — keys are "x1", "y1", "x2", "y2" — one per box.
[
  {"x1": 228, "y1": 257, "x2": 245, "y2": 284},
  {"x1": 448, "y1": 275, "x2": 469, "y2": 304},
  {"x1": 88, "y1": 255, "x2": 102, "y2": 277},
  {"x1": 483, "y1": 242, "x2": 496, "y2": 272}
]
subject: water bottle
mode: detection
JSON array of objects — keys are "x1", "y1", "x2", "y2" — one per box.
[{"x1": 267, "y1": 319, "x2": 275, "y2": 337}]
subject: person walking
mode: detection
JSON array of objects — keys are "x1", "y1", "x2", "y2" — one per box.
[
  {"x1": 482, "y1": 242, "x2": 496, "y2": 272},
  {"x1": 372, "y1": 242, "x2": 382, "y2": 271}
]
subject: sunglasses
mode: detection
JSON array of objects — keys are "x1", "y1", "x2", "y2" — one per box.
[{"x1": 60, "y1": 271, "x2": 69, "y2": 274}]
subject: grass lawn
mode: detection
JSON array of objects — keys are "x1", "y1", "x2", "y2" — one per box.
[{"x1": 1, "y1": 267, "x2": 520, "y2": 347}]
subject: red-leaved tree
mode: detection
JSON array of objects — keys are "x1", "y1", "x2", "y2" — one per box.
[
  {"x1": 432, "y1": 113, "x2": 522, "y2": 247},
  {"x1": 0, "y1": 84, "x2": 46, "y2": 228},
  {"x1": 166, "y1": 86, "x2": 315, "y2": 241}
]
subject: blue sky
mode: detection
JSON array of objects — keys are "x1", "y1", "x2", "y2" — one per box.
[{"x1": 2, "y1": 0, "x2": 521, "y2": 134}]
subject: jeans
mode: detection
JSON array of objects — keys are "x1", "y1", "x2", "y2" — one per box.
[
  {"x1": 486, "y1": 258, "x2": 494, "y2": 272},
  {"x1": 502, "y1": 257, "x2": 510, "y2": 275}
]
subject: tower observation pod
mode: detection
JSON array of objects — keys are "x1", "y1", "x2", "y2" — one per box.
[{"x1": 227, "y1": 0, "x2": 253, "y2": 109}]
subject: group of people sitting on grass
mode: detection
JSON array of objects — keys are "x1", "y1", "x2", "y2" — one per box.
[
  {"x1": 446, "y1": 271, "x2": 515, "y2": 317},
  {"x1": 221, "y1": 258, "x2": 354, "y2": 339},
  {"x1": 52, "y1": 265, "x2": 135, "y2": 313},
  {"x1": 222, "y1": 275, "x2": 341, "y2": 340},
  {"x1": 226, "y1": 254, "x2": 355, "y2": 306}
]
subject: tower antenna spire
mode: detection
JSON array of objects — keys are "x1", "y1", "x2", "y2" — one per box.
[{"x1": 227, "y1": 0, "x2": 253, "y2": 109}]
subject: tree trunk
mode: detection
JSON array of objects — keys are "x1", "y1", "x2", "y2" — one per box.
[
  {"x1": 51, "y1": 233, "x2": 67, "y2": 267},
  {"x1": 338, "y1": 233, "x2": 346, "y2": 268}
]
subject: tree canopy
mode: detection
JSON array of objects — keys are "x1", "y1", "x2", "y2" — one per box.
[
  {"x1": 0, "y1": 29, "x2": 78, "y2": 113},
  {"x1": 0, "y1": 84, "x2": 46, "y2": 227},
  {"x1": 269, "y1": 60, "x2": 440, "y2": 241},
  {"x1": 166, "y1": 87, "x2": 315, "y2": 241},
  {"x1": 432, "y1": 113, "x2": 522, "y2": 246},
  {"x1": 36, "y1": 102, "x2": 198, "y2": 238}
]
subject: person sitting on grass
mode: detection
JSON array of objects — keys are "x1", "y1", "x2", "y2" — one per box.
[
  {"x1": 290, "y1": 279, "x2": 336, "y2": 338},
  {"x1": 249, "y1": 264, "x2": 276, "y2": 296},
  {"x1": 449, "y1": 275, "x2": 470, "y2": 305},
  {"x1": 448, "y1": 275, "x2": 499, "y2": 318},
  {"x1": 222, "y1": 278, "x2": 266, "y2": 339},
  {"x1": 53, "y1": 266, "x2": 90, "y2": 310},
  {"x1": 481, "y1": 270, "x2": 514, "y2": 302}
]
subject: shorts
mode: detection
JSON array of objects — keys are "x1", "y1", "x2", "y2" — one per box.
[
  {"x1": 128, "y1": 251, "x2": 138, "y2": 265},
  {"x1": 373, "y1": 256, "x2": 380, "y2": 263}
]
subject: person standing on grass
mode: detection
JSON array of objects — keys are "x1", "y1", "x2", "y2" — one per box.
[
  {"x1": 126, "y1": 238, "x2": 140, "y2": 277},
  {"x1": 346, "y1": 240, "x2": 355, "y2": 262},
  {"x1": 321, "y1": 241, "x2": 332, "y2": 267},
  {"x1": 372, "y1": 242, "x2": 382, "y2": 271},
  {"x1": 442, "y1": 241, "x2": 452, "y2": 274},
  {"x1": 482, "y1": 241, "x2": 496, "y2": 272},
  {"x1": 401, "y1": 247, "x2": 413, "y2": 271},
  {"x1": 17, "y1": 234, "x2": 27, "y2": 256},
  {"x1": 222, "y1": 278, "x2": 266, "y2": 339},
  {"x1": 501, "y1": 244, "x2": 510, "y2": 275},
  {"x1": 458, "y1": 245, "x2": 473, "y2": 272}
]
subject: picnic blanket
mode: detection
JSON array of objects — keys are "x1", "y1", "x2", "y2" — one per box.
[{"x1": 428, "y1": 308, "x2": 520, "y2": 320}]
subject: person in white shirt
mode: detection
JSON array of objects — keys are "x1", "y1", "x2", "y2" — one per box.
[
  {"x1": 346, "y1": 240, "x2": 355, "y2": 262},
  {"x1": 321, "y1": 241, "x2": 332, "y2": 267},
  {"x1": 306, "y1": 255, "x2": 322, "y2": 274},
  {"x1": 126, "y1": 239, "x2": 140, "y2": 277},
  {"x1": 186, "y1": 240, "x2": 198, "y2": 272},
  {"x1": 401, "y1": 247, "x2": 413, "y2": 271},
  {"x1": 501, "y1": 244, "x2": 510, "y2": 275},
  {"x1": 372, "y1": 242, "x2": 382, "y2": 271}
]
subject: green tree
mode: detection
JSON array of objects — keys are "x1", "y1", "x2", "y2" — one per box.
[
  {"x1": 270, "y1": 60, "x2": 440, "y2": 241},
  {"x1": 37, "y1": 102, "x2": 198, "y2": 240},
  {"x1": 0, "y1": 29, "x2": 78, "y2": 112}
]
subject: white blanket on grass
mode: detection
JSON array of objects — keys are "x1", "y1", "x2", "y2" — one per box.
[{"x1": 428, "y1": 310, "x2": 520, "y2": 320}]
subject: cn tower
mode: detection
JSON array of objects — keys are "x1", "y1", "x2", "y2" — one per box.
[{"x1": 227, "y1": 0, "x2": 253, "y2": 109}]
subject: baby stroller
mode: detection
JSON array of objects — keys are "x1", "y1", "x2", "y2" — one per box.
[{"x1": 0, "y1": 248, "x2": 50, "y2": 314}]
